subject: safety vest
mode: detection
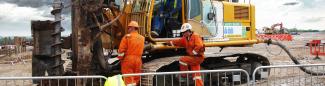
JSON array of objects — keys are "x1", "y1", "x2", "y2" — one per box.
[
  {"x1": 164, "y1": 0, "x2": 177, "y2": 8},
  {"x1": 104, "y1": 75, "x2": 126, "y2": 86}
]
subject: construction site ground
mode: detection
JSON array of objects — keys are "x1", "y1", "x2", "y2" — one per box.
[{"x1": 0, "y1": 32, "x2": 325, "y2": 85}]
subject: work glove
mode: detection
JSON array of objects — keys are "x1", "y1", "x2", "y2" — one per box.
[
  {"x1": 107, "y1": 57, "x2": 119, "y2": 64},
  {"x1": 192, "y1": 50, "x2": 198, "y2": 56}
]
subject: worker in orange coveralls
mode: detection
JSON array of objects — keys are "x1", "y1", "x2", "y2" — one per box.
[
  {"x1": 168, "y1": 23, "x2": 205, "y2": 86},
  {"x1": 112, "y1": 21, "x2": 145, "y2": 86}
]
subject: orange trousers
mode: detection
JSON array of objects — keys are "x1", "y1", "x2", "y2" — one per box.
[
  {"x1": 121, "y1": 56, "x2": 142, "y2": 86},
  {"x1": 179, "y1": 56, "x2": 204, "y2": 86}
]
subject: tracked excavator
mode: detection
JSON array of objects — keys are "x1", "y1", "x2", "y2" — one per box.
[
  {"x1": 31, "y1": 0, "x2": 324, "y2": 85},
  {"x1": 257, "y1": 23, "x2": 292, "y2": 41},
  {"x1": 262, "y1": 23, "x2": 289, "y2": 34}
]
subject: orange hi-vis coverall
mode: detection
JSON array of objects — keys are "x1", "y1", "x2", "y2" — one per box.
[
  {"x1": 118, "y1": 31, "x2": 145, "y2": 86},
  {"x1": 171, "y1": 32, "x2": 205, "y2": 86}
]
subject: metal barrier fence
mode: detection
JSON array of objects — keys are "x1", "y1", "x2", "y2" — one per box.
[
  {"x1": 119, "y1": 69, "x2": 250, "y2": 86},
  {"x1": 252, "y1": 64, "x2": 325, "y2": 86},
  {"x1": 0, "y1": 76, "x2": 107, "y2": 86},
  {"x1": 2, "y1": 64, "x2": 325, "y2": 86}
]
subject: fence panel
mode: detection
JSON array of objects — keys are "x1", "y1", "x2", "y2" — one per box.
[
  {"x1": 0, "y1": 76, "x2": 107, "y2": 86},
  {"x1": 116, "y1": 69, "x2": 250, "y2": 86},
  {"x1": 252, "y1": 64, "x2": 325, "y2": 86}
]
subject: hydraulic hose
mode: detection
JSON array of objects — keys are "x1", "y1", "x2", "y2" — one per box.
[{"x1": 268, "y1": 40, "x2": 325, "y2": 76}]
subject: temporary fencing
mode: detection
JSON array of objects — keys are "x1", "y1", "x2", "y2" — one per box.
[
  {"x1": 0, "y1": 76, "x2": 107, "y2": 86},
  {"x1": 0, "y1": 69, "x2": 250, "y2": 86},
  {"x1": 118, "y1": 69, "x2": 250, "y2": 86},
  {"x1": 257, "y1": 34, "x2": 293, "y2": 41},
  {"x1": 308, "y1": 40, "x2": 325, "y2": 56},
  {"x1": 252, "y1": 64, "x2": 325, "y2": 86},
  {"x1": 1, "y1": 64, "x2": 325, "y2": 86}
]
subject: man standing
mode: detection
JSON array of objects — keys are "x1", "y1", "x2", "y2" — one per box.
[
  {"x1": 168, "y1": 23, "x2": 205, "y2": 86},
  {"x1": 112, "y1": 21, "x2": 145, "y2": 86},
  {"x1": 151, "y1": 0, "x2": 182, "y2": 37}
]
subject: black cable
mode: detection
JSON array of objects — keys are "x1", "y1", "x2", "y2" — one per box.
[
  {"x1": 270, "y1": 40, "x2": 325, "y2": 76},
  {"x1": 265, "y1": 40, "x2": 282, "y2": 56}
]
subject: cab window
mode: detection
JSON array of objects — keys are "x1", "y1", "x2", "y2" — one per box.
[{"x1": 188, "y1": 0, "x2": 201, "y2": 20}]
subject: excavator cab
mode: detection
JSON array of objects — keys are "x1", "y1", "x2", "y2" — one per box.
[{"x1": 150, "y1": 0, "x2": 184, "y2": 38}]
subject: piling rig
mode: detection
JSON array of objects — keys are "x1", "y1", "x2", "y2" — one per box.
[{"x1": 31, "y1": 0, "x2": 325, "y2": 85}]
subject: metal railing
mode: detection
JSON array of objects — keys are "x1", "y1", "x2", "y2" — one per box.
[
  {"x1": 252, "y1": 64, "x2": 325, "y2": 86},
  {"x1": 0, "y1": 69, "x2": 250, "y2": 86},
  {"x1": 2, "y1": 64, "x2": 325, "y2": 86},
  {"x1": 119, "y1": 69, "x2": 250, "y2": 86},
  {"x1": 0, "y1": 76, "x2": 107, "y2": 86}
]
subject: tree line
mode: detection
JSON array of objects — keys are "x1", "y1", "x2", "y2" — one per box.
[
  {"x1": 0, "y1": 36, "x2": 32, "y2": 45},
  {"x1": 286, "y1": 28, "x2": 325, "y2": 32}
]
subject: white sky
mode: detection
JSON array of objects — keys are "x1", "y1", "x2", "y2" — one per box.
[
  {"x1": 252, "y1": 0, "x2": 325, "y2": 30},
  {"x1": 0, "y1": 0, "x2": 324, "y2": 36},
  {"x1": 0, "y1": 2, "x2": 71, "y2": 36}
]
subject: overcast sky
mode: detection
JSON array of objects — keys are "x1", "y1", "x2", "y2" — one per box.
[
  {"x1": 0, "y1": 0, "x2": 324, "y2": 36},
  {"x1": 0, "y1": 0, "x2": 71, "y2": 36},
  {"x1": 252, "y1": 0, "x2": 325, "y2": 31}
]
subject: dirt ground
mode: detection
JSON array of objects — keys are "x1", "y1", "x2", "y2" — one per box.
[
  {"x1": 0, "y1": 51, "x2": 32, "y2": 77},
  {"x1": 208, "y1": 32, "x2": 325, "y2": 63},
  {"x1": 0, "y1": 32, "x2": 324, "y2": 85}
]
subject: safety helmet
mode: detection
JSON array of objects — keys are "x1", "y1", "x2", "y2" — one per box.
[
  {"x1": 128, "y1": 21, "x2": 139, "y2": 28},
  {"x1": 180, "y1": 23, "x2": 192, "y2": 33}
]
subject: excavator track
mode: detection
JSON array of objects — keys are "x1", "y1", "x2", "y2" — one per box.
[
  {"x1": 141, "y1": 56, "x2": 180, "y2": 86},
  {"x1": 139, "y1": 52, "x2": 271, "y2": 86}
]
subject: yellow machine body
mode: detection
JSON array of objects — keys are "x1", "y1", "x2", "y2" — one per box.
[{"x1": 103, "y1": 0, "x2": 264, "y2": 51}]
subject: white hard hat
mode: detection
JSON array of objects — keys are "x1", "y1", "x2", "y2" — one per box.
[{"x1": 180, "y1": 23, "x2": 192, "y2": 33}]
